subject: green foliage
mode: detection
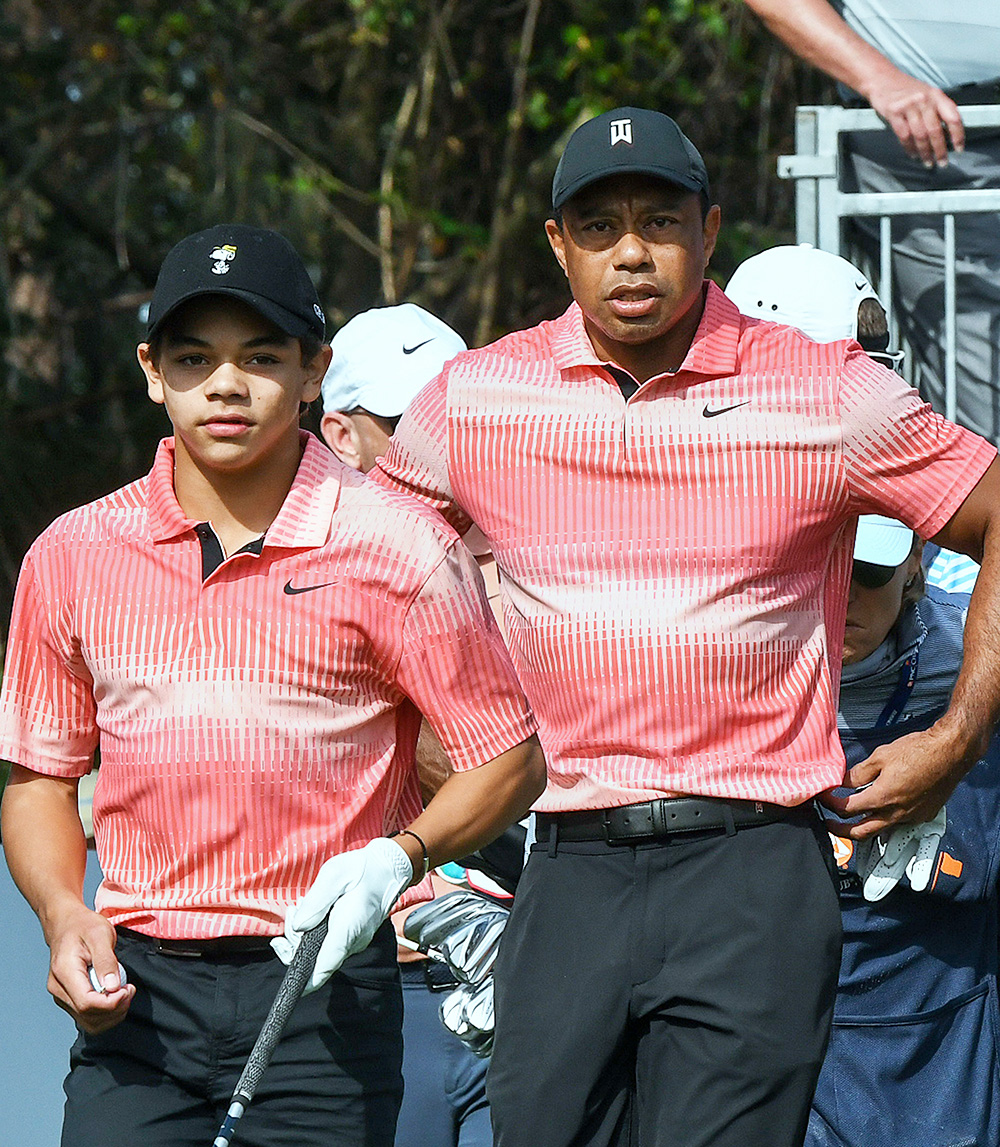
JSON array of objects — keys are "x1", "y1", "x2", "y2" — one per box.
[{"x1": 0, "y1": 0, "x2": 832, "y2": 634}]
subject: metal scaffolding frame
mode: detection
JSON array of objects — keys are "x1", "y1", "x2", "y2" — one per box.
[{"x1": 777, "y1": 104, "x2": 1000, "y2": 421}]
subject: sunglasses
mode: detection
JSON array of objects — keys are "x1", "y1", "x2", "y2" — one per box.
[
  {"x1": 851, "y1": 560, "x2": 900, "y2": 589},
  {"x1": 866, "y1": 348, "x2": 906, "y2": 371}
]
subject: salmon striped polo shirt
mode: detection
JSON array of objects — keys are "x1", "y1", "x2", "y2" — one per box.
[
  {"x1": 0, "y1": 434, "x2": 535, "y2": 938},
  {"x1": 375, "y1": 283, "x2": 995, "y2": 812}
]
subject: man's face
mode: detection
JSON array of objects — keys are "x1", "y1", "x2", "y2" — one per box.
[
  {"x1": 842, "y1": 547, "x2": 922, "y2": 666},
  {"x1": 138, "y1": 295, "x2": 327, "y2": 477},
  {"x1": 546, "y1": 175, "x2": 721, "y2": 376}
]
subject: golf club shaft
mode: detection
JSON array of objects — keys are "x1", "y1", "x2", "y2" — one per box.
[{"x1": 211, "y1": 918, "x2": 329, "y2": 1147}]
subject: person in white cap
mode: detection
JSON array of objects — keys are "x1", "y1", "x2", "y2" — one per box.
[
  {"x1": 320, "y1": 302, "x2": 506, "y2": 1147},
  {"x1": 320, "y1": 303, "x2": 468, "y2": 473},
  {"x1": 724, "y1": 242, "x2": 899, "y2": 365},
  {"x1": 729, "y1": 244, "x2": 1000, "y2": 1147},
  {"x1": 726, "y1": 243, "x2": 980, "y2": 595}
]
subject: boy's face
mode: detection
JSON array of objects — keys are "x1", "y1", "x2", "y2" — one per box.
[{"x1": 138, "y1": 296, "x2": 329, "y2": 477}]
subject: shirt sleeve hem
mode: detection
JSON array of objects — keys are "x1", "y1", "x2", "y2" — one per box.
[
  {"x1": 910, "y1": 438, "x2": 998, "y2": 539},
  {"x1": 437, "y1": 713, "x2": 538, "y2": 773},
  {"x1": 0, "y1": 747, "x2": 94, "y2": 779}
]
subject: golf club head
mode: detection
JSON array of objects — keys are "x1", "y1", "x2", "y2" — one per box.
[
  {"x1": 403, "y1": 890, "x2": 509, "y2": 983},
  {"x1": 440, "y1": 978, "x2": 496, "y2": 1058}
]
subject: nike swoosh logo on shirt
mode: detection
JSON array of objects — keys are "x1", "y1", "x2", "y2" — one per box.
[
  {"x1": 702, "y1": 401, "x2": 750, "y2": 418},
  {"x1": 283, "y1": 580, "x2": 336, "y2": 595},
  {"x1": 402, "y1": 339, "x2": 434, "y2": 355}
]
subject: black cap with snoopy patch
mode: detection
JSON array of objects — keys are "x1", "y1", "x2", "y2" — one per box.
[
  {"x1": 552, "y1": 107, "x2": 710, "y2": 213},
  {"x1": 146, "y1": 224, "x2": 326, "y2": 342}
]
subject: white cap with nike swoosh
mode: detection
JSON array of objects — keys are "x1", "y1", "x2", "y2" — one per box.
[
  {"x1": 321, "y1": 302, "x2": 468, "y2": 418},
  {"x1": 724, "y1": 243, "x2": 880, "y2": 343}
]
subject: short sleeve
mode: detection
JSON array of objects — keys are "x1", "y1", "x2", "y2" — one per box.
[
  {"x1": 373, "y1": 369, "x2": 474, "y2": 536},
  {"x1": 395, "y1": 540, "x2": 535, "y2": 771},
  {"x1": 0, "y1": 549, "x2": 99, "y2": 776},
  {"x1": 839, "y1": 349, "x2": 997, "y2": 536}
]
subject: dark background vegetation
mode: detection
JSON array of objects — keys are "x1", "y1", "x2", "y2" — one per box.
[{"x1": 0, "y1": 0, "x2": 834, "y2": 642}]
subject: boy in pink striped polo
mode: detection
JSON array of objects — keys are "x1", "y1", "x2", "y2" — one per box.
[
  {"x1": 374, "y1": 109, "x2": 1000, "y2": 1147},
  {"x1": 0, "y1": 224, "x2": 543, "y2": 1147}
]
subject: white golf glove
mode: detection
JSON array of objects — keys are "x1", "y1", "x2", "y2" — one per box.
[
  {"x1": 857, "y1": 806, "x2": 947, "y2": 902},
  {"x1": 271, "y1": 837, "x2": 413, "y2": 993}
]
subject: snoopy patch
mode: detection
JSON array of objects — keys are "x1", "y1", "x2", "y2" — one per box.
[{"x1": 210, "y1": 245, "x2": 237, "y2": 275}]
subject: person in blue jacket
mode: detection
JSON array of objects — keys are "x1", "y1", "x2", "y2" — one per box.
[{"x1": 810, "y1": 513, "x2": 1000, "y2": 1146}]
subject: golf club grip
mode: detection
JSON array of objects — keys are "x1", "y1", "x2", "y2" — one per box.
[{"x1": 234, "y1": 918, "x2": 329, "y2": 1101}]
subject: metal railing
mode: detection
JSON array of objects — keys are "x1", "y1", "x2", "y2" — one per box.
[{"x1": 777, "y1": 104, "x2": 1000, "y2": 422}]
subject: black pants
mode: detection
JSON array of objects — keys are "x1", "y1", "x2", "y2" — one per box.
[
  {"x1": 487, "y1": 818, "x2": 842, "y2": 1147},
  {"x1": 62, "y1": 922, "x2": 403, "y2": 1147}
]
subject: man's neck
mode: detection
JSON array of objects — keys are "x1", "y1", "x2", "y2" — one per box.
[
  {"x1": 172, "y1": 434, "x2": 304, "y2": 556},
  {"x1": 586, "y1": 284, "x2": 706, "y2": 385}
]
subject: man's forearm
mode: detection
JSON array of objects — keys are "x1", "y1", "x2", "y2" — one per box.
[
  {"x1": 934, "y1": 521, "x2": 1000, "y2": 763},
  {"x1": 396, "y1": 735, "x2": 545, "y2": 881},
  {"x1": 742, "y1": 0, "x2": 899, "y2": 97},
  {"x1": 741, "y1": 0, "x2": 964, "y2": 162}
]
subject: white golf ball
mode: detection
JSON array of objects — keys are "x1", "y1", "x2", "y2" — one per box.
[{"x1": 88, "y1": 962, "x2": 128, "y2": 994}]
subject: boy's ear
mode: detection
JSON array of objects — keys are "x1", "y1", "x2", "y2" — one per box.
[
  {"x1": 137, "y1": 343, "x2": 166, "y2": 406},
  {"x1": 302, "y1": 343, "x2": 333, "y2": 405}
]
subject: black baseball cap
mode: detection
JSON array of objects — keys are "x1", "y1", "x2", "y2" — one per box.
[
  {"x1": 146, "y1": 224, "x2": 326, "y2": 342},
  {"x1": 552, "y1": 107, "x2": 710, "y2": 213}
]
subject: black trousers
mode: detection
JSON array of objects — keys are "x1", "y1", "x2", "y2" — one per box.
[
  {"x1": 62, "y1": 922, "x2": 403, "y2": 1147},
  {"x1": 487, "y1": 817, "x2": 842, "y2": 1147}
]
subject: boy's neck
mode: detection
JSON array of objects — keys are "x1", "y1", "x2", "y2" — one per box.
[{"x1": 171, "y1": 432, "x2": 304, "y2": 556}]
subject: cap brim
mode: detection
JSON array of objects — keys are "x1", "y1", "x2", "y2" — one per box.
[
  {"x1": 854, "y1": 517, "x2": 914, "y2": 567},
  {"x1": 147, "y1": 287, "x2": 316, "y2": 342},
  {"x1": 553, "y1": 165, "x2": 705, "y2": 212}
]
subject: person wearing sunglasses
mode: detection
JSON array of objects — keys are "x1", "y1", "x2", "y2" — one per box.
[{"x1": 807, "y1": 513, "x2": 1000, "y2": 1147}]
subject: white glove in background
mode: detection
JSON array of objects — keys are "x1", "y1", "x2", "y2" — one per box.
[
  {"x1": 857, "y1": 806, "x2": 947, "y2": 902},
  {"x1": 271, "y1": 837, "x2": 413, "y2": 993}
]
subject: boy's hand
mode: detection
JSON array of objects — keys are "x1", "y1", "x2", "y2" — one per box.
[
  {"x1": 46, "y1": 904, "x2": 135, "y2": 1033},
  {"x1": 272, "y1": 838, "x2": 413, "y2": 993}
]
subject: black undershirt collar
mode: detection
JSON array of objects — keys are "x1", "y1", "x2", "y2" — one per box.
[
  {"x1": 605, "y1": 365, "x2": 640, "y2": 400},
  {"x1": 194, "y1": 522, "x2": 265, "y2": 581}
]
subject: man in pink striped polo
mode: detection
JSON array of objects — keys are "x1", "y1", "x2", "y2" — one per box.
[
  {"x1": 373, "y1": 109, "x2": 1000, "y2": 1147},
  {"x1": 0, "y1": 224, "x2": 543, "y2": 1147}
]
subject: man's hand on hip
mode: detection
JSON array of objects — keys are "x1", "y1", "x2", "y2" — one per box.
[{"x1": 823, "y1": 721, "x2": 975, "y2": 839}]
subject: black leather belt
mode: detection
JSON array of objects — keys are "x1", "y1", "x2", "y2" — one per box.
[
  {"x1": 118, "y1": 927, "x2": 277, "y2": 959},
  {"x1": 534, "y1": 797, "x2": 814, "y2": 845},
  {"x1": 399, "y1": 959, "x2": 461, "y2": 992}
]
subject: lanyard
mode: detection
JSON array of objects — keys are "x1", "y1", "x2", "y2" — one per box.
[{"x1": 874, "y1": 650, "x2": 920, "y2": 729}]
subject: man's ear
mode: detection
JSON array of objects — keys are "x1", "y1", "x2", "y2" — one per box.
[
  {"x1": 545, "y1": 218, "x2": 569, "y2": 277},
  {"x1": 702, "y1": 204, "x2": 722, "y2": 269},
  {"x1": 320, "y1": 411, "x2": 364, "y2": 471},
  {"x1": 302, "y1": 343, "x2": 332, "y2": 405},
  {"x1": 137, "y1": 343, "x2": 165, "y2": 406}
]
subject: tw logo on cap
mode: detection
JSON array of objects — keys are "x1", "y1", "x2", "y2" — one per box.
[
  {"x1": 210, "y1": 245, "x2": 237, "y2": 275},
  {"x1": 610, "y1": 118, "x2": 633, "y2": 147}
]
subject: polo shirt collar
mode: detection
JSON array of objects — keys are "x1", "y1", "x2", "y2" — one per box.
[
  {"x1": 146, "y1": 432, "x2": 342, "y2": 548},
  {"x1": 550, "y1": 280, "x2": 741, "y2": 381}
]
